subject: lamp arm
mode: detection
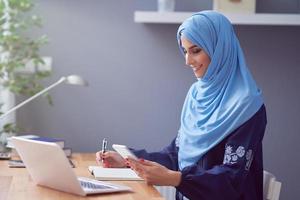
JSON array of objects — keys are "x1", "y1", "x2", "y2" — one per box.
[{"x1": 0, "y1": 77, "x2": 66, "y2": 120}]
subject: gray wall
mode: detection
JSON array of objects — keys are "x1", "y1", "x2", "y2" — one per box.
[{"x1": 18, "y1": 0, "x2": 300, "y2": 199}]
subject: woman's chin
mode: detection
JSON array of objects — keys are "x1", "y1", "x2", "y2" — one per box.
[{"x1": 194, "y1": 73, "x2": 203, "y2": 78}]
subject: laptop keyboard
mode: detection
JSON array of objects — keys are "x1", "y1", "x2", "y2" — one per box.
[{"x1": 80, "y1": 180, "x2": 113, "y2": 190}]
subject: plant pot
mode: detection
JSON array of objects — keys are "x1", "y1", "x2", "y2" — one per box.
[{"x1": 0, "y1": 84, "x2": 16, "y2": 129}]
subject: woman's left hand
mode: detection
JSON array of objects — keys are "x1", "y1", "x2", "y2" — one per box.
[{"x1": 127, "y1": 158, "x2": 181, "y2": 186}]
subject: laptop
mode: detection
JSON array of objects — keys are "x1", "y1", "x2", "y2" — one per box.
[{"x1": 11, "y1": 137, "x2": 132, "y2": 196}]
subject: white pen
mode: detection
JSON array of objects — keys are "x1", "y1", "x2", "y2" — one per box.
[{"x1": 101, "y1": 138, "x2": 107, "y2": 163}]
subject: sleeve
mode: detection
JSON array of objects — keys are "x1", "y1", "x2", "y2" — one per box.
[
  {"x1": 176, "y1": 106, "x2": 267, "y2": 200},
  {"x1": 131, "y1": 138, "x2": 179, "y2": 171}
]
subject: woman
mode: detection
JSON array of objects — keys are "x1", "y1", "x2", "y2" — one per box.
[{"x1": 96, "y1": 11, "x2": 266, "y2": 200}]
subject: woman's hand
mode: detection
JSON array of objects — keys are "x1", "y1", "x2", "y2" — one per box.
[
  {"x1": 95, "y1": 151, "x2": 126, "y2": 168},
  {"x1": 127, "y1": 158, "x2": 182, "y2": 186}
]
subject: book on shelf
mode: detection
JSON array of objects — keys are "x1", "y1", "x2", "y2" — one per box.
[
  {"x1": 30, "y1": 136, "x2": 65, "y2": 148},
  {"x1": 6, "y1": 135, "x2": 38, "y2": 149},
  {"x1": 6, "y1": 134, "x2": 72, "y2": 157},
  {"x1": 10, "y1": 147, "x2": 72, "y2": 158},
  {"x1": 7, "y1": 135, "x2": 65, "y2": 149},
  {"x1": 8, "y1": 158, "x2": 75, "y2": 168}
]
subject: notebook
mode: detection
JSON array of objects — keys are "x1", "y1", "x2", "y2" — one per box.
[
  {"x1": 89, "y1": 166, "x2": 143, "y2": 181},
  {"x1": 11, "y1": 137, "x2": 132, "y2": 196}
]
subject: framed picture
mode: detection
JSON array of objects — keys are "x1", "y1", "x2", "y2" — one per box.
[{"x1": 213, "y1": 0, "x2": 256, "y2": 13}]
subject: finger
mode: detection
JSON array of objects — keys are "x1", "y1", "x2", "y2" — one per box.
[
  {"x1": 131, "y1": 165, "x2": 144, "y2": 177},
  {"x1": 103, "y1": 161, "x2": 111, "y2": 168},
  {"x1": 96, "y1": 158, "x2": 101, "y2": 165},
  {"x1": 138, "y1": 159, "x2": 155, "y2": 166},
  {"x1": 127, "y1": 159, "x2": 138, "y2": 169},
  {"x1": 146, "y1": 181, "x2": 154, "y2": 186},
  {"x1": 105, "y1": 151, "x2": 116, "y2": 159},
  {"x1": 128, "y1": 161, "x2": 144, "y2": 172},
  {"x1": 96, "y1": 152, "x2": 102, "y2": 164},
  {"x1": 127, "y1": 160, "x2": 137, "y2": 169},
  {"x1": 125, "y1": 160, "x2": 130, "y2": 167},
  {"x1": 96, "y1": 152, "x2": 101, "y2": 159},
  {"x1": 127, "y1": 158, "x2": 139, "y2": 166},
  {"x1": 136, "y1": 170, "x2": 145, "y2": 178},
  {"x1": 102, "y1": 151, "x2": 113, "y2": 159},
  {"x1": 130, "y1": 162, "x2": 146, "y2": 173},
  {"x1": 127, "y1": 157, "x2": 144, "y2": 164},
  {"x1": 128, "y1": 157, "x2": 153, "y2": 167}
]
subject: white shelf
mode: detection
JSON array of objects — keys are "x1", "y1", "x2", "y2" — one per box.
[{"x1": 134, "y1": 11, "x2": 300, "y2": 26}]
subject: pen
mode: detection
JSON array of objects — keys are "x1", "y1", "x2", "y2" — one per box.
[{"x1": 101, "y1": 138, "x2": 107, "y2": 163}]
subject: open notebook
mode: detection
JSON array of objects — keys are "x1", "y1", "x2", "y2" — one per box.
[{"x1": 89, "y1": 166, "x2": 143, "y2": 181}]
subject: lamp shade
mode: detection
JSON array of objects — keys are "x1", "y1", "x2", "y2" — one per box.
[{"x1": 65, "y1": 75, "x2": 88, "y2": 86}]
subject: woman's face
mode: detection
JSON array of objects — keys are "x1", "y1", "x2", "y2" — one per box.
[{"x1": 181, "y1": 37, "x2": 211, "y2": 78}]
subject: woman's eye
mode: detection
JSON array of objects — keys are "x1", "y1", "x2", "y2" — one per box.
[
  {"x1": 183, "y1": 49, "x2": 187, "y2": 54},
  {"x1": 192, "y1": 48, "x2": 201, "y2": 54}
]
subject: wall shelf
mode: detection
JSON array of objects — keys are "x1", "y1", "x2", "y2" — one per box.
[{"x1": 134, "y1": 11, "x2": 300, "y2": 26}]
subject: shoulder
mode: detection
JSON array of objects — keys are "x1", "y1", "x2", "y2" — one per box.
[
  {"x1": 228, "y1": 104, "x2": 267, "y2": 142},
  {"x1": 243, "y1": 104, "x2": 267, "y2": 127}
]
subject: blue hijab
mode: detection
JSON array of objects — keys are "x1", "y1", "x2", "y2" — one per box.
[{"x1": 177, "y1": 11, "x2": 263, "y2": 170}]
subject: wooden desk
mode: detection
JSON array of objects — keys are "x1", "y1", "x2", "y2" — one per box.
[{"x1": 0, "y1": 153, "x2": 164, "y2": 200}]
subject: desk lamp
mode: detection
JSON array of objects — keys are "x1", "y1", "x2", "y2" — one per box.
[{"x1": 0, "y1": 75, "x2": 88, "y2": 120}]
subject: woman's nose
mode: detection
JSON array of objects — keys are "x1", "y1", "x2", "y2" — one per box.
[{"x1": 185, "y1": 54, "x2": 194, "y2": 66}]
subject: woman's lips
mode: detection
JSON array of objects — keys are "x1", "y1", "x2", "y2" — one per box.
[{"x1": 192, "y1": 65, "x2": 202, "y2": 72}]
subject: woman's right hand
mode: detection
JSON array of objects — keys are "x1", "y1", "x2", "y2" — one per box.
[{"x1": 95, "y1": 150, "x2": 127, "y2": 168}]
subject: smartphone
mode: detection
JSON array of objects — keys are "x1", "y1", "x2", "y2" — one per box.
[{"x1": 112, "y1": 144, "x2": 138, "y2": 160}]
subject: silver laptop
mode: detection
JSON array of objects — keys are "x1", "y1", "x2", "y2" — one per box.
[{"x1": 12, "y1": 137, "x2": 132, "y2": 196}]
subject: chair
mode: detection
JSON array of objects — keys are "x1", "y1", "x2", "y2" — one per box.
[
  {"x1": 263, "y1": 170, "x2": 282, "y2": 200},
  {"x1": 155, "y1": 186, "x2": 176, "y2": 200},
  {"x1": 156, "y1": 170, "x2": 282, "y2": 200}
]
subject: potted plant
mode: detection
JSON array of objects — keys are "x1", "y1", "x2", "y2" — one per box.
[{"x1": 0, "y1": 0, "x2": 51, "y2": 152}]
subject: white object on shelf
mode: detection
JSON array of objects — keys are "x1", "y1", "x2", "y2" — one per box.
[
  {"x1": 134, "y1": 11, "x2": 300, "y2": 26},
  {"x1": 213, "y1": 0, "x2": 256, "y2": 14},
  {"x1": 158, "y1": 0, "x2": 175, "y2": 12}
]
